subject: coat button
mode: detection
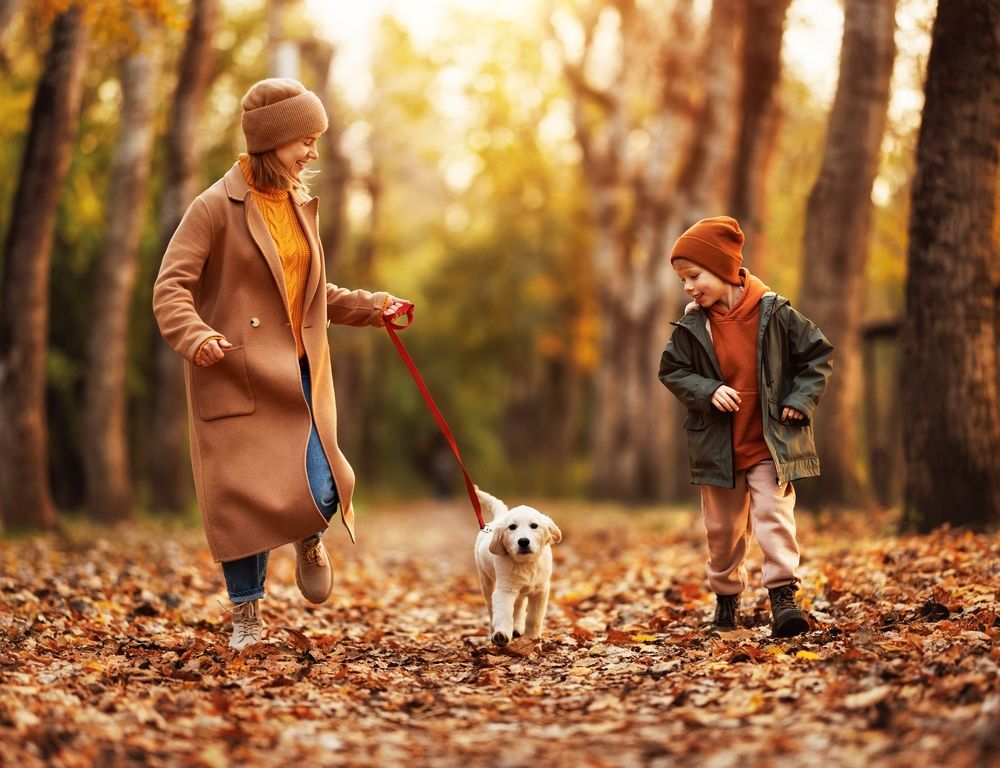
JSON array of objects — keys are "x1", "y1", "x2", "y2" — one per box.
[{"x1": 250, "y1": 317, "x2": 261, "y2": 327}]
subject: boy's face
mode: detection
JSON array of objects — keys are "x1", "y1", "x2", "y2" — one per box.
[{"x1": 672, "y1": 259, "x2": 731, "y2": 309}]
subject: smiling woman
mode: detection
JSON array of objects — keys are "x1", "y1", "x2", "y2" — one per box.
[{"x1": 152, "y1": 76, "x2": 409, "y2": 651}]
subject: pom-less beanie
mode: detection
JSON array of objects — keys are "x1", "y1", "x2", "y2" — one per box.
[
  {"x1": 241, "y1": 78, "x2": 329, "y2": 154},
  {"x1": 669, "y1": 216, "x2": 745, "y2": 285}
]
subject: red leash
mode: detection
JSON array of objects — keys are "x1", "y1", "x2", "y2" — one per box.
[{"x1": 383, "y1": 302, "x2": 485, "y2": 529}]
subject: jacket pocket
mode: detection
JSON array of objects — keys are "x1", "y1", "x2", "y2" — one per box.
[
  {"x1": 683, "y1": 409, "x2": 724, "y2": 431},
  {"x1": 683, "y1": 409, "x2": 728, "y2": 475},
  {"x1": 767, "y1": 402, "x2": 814, "y2": 461},
  {"x1": 192, "y1": 344, "x2": 256, "y2": 421}
]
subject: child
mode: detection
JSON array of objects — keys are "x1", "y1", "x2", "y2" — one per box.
[{"x1": 658, "y1": 216, "x2": 833, "y2": 637}]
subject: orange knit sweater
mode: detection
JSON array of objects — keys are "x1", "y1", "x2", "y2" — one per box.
[
  {"x1": 239, "y1": 154, "x2": 312, "y2": 358},
  {"x1": 708, "y1": 269, "x2": 771, "y2": 471}
]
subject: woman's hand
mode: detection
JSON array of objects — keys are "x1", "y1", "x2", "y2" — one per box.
[
  {"x1": 382, "y1": 297, "x2": 410, "y2": 318},
  {"x1": 195, "y1": 337, "x2": 233, "y2": 367},
  {"x1": 711, "y1": 384, "x2": 741, "y2": 412}
]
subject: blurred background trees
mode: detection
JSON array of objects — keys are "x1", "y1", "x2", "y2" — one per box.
[{"x1": 0, "y1": 0, "x2": 995, "y2": 532}]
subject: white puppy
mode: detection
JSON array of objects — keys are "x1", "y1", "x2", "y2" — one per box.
[{"x1": 474, "y1": 488, "x2": 562, "y2": 646}]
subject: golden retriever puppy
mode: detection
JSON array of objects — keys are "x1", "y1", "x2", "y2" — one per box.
[{"x1": 474, "y1": 488, "x2": 562, "y2": 646}]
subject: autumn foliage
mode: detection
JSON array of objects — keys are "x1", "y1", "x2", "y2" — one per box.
[{"x1": 1, "y1": 503, "x2": 997, "y2": 767}]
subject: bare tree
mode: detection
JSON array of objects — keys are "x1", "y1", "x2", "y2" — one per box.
[
  {"x1": 729, "y1": 0, "x2": 792, "y2": 277},
  {"x1": 796, "y1": 0, "x2": 897, "y2": 509},
  {"x1": 901, "y1": 0, "x2": 1000, "y2": 531},
  {"x1": 84, "y1": 26, "x2": 161, "y2": 522},
  {"x1": 0, "y1": 7, "x2": 89, "y2": 530},
  {"x1": 554, "y1": 0, "x2": 745, "y2": 500},
  {"x1": 300, "y1": 37, "x2": 350, "y2": 277},
  {"x1": 148, "y1": 0, "x2": 217, "y2": 515}
]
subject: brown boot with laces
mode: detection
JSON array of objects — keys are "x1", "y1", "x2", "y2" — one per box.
[
  {"x1": 294, "y1": 535, "x2": 333, "y2": 604},
  {"x1": 711, "y1": 593, "x2": 741, "y2": 631},
  {"x1": 769, "y1": 582, "x2": 810, "y2": 637},
  {"x1": 229, "y1": 599, "x2": 263, "y2": 650}
]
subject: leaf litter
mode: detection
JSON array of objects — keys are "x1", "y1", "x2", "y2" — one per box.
[{"x1": 0, "y1": 501, "x2": 997, "y2": 767}]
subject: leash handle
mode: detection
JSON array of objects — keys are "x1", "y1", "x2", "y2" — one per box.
[
  {"x1": 384, "y1": 300, "x2": 415, "y2": 330},
  {"x1": 383, "y1": 303, "x2": 485, "y2": 529}
]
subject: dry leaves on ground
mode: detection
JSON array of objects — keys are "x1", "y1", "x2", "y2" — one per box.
[{"x1": 1, "y1": 501, "x2": 998, "y2": 767}]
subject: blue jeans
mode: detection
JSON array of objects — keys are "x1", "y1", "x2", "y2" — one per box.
[{"x1": 222, "y1": 359, "x2": 339, "y2": 604}]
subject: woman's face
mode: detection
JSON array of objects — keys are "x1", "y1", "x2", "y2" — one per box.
[{"x1": 275, "y1": 133, "x2": 321, "y2": 178}]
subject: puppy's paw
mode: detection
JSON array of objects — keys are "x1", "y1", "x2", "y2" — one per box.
[{"x1": 491, "y1": 631, "x2": 510, "y2": 647}]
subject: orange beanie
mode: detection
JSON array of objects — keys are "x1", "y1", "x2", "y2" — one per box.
[
  {"x1": 670, "y1": 216, "x2": 744, "y2": 285},
  {"x1": 241, "y1": 78, "x2": 328, "y2": 154}
]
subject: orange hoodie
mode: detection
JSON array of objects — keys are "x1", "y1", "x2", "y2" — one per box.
[{"x1": 708, "y1": 268, "x2": 771, "y2": 471}]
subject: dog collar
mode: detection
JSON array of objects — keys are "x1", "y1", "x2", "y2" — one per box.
[{"x1": 480, "y1": 524, "x2": 494, "y2": 534}]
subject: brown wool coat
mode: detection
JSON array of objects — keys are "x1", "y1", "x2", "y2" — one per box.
[{"x1": 153, "y1": 162, "x2": 388, "y2": 562}]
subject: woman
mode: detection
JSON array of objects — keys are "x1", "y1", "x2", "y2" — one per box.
[{"x1": 153, "y1": 78, "x2": 406, "y2": 649}]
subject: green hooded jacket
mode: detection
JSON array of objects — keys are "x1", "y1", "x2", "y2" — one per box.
[{"x1": 659, "y1": 292, "x2": 834, "y2": 488}]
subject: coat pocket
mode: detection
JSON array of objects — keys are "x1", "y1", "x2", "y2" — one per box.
[
  {"x1": 683, "y1": 409, "x2": 724, "y2": 431},
  {"x1": 192, "y1": 344, "x2": 256, "y2": 421},
  {"x1": 767, "y1": 402, "x2": 814, "y2": 461},
  {"x1": 683, "y1": 409, "x2": 728, "y2": 474}
]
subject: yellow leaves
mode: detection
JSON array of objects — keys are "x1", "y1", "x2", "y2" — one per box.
[
  {"x1": 795, "y1": 650, "x2": 822, "y2": 661},
  {"x1": 629, "y1": 634, "x2": 658, "y2": 643},
  {"x1": 557, "y1": 581, "x2": 597, "y2": 604}
]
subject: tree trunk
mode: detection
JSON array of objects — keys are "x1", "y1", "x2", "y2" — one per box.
[
  {"x1": 0, "y1": 8, "x2": 88, "y2": 530},
  {"x1": 268, "y1": 0, "x2": 300, "y2": 78},
  {"x1": 561, "y1": 1, "x2": 683, "y2": 501},
  {"x1": 301, "y1": 38, "x2": 350, "y2": 277},
  {"x1": 729, "y1": 0, "x2": 792, "y2": 278},
  {"x1": 84, "y1": 33, "x2": 160, "y2": 522},
  {"x1": 795, "y1": 0, "x2": 896, "y2": 510},
  {"x1": 148, "y1": 0, "x2": 217, "y2": 515},
  {"x1": 901, "y1": 0, "x2": 1000, "y2": 532},
  {"x1": 0, "y1": 0, "x2": 24, "y2": 37}
]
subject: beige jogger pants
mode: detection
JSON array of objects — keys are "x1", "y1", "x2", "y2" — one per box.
[{"x1": 700, "y1": 460, "x2": 799, "y2": 595}]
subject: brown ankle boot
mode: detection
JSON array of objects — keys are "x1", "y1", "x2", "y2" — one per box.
[
  {"x1": 712, "y1": 593, "x2": 741, "y2": 630},
  {"x1": 294, "y1": 535, "x2": 334, "y2": 604},
  {"x1": 768, "y1": 583, "x2": 809, "y2": 637}
]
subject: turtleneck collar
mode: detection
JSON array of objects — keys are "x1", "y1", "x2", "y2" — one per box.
[{"x1": 238, "y1": 153, "x2": 289, "y2": 201}]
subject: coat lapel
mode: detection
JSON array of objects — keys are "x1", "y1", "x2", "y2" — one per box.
[
  {"x1": 224, "y1": 163, "x2": 291, "y2": 316},
  {"x1": 292, "y1": 194, "x2": 323, "y2": 314}
]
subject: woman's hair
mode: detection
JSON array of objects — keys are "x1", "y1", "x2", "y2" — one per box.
[{"x1": 246, "y1": 150, "x2": 317, "y2": 195}]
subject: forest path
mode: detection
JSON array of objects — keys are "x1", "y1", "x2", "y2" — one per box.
[{"x1": 1, "y1": 500, "x2": 997, "y2": 767}]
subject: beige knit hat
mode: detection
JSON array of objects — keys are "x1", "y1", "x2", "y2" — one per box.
[{"x1": 241, "y1": 78, "x2": 329, "y2": 154}]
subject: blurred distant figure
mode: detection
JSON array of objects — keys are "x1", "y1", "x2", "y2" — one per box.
[
  {"x1": 153, "y1": 78, "x2": 408, "y2": 650},
  {"x1": 658, "y1": 216, "x2": 833, "y2": 638}
]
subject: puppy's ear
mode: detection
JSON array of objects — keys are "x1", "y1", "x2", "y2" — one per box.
[
  {"x1": 545, "y1": 518, "x2": 563, "y2": 545},
  {"x1": 489, "y1": 526, "x2": 508, "y2": 557}
]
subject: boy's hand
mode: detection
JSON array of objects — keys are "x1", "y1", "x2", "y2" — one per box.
[
  {"x1": 781, "y1": 406, "x2": 806, "y2": 423},
  {"x1": 711, "y1": 385, "x2": 741, "y2": 412}
]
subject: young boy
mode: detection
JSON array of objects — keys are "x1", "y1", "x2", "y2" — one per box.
[{"x1": 658, "y1": 216, "x2": 833, "y2": 637}]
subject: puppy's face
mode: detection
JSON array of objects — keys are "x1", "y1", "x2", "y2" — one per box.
[{"x1": 489, "y1": 506, "x2": 562, "y2": 559}]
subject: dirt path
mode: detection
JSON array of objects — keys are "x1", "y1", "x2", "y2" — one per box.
[{"x1": 1, "y1": 500, "x2": 997, "y2": 767}]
